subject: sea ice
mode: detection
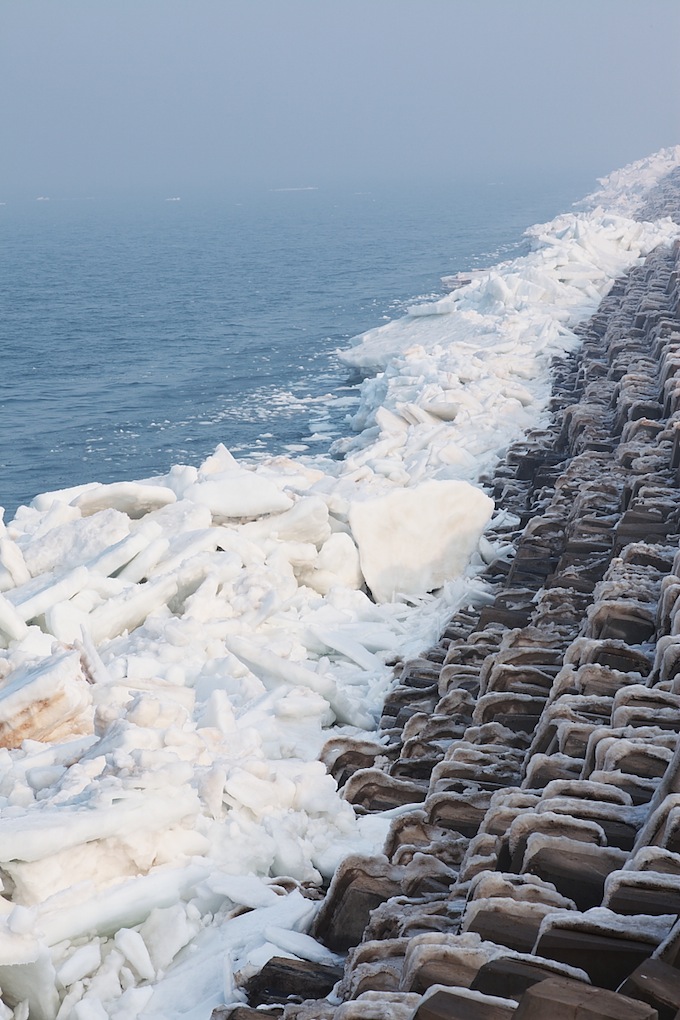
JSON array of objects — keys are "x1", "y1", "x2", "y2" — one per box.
[{"x1": 0, "y1": 146, "x2": 677, "y2": 1018}]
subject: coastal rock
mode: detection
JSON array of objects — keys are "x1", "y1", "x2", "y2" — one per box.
[{"x1": 514, "y1": 975, "x2": 657, "y2": 1020}]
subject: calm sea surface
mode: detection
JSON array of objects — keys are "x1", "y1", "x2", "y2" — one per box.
[{"x1": 0, "y1": 174, "x2": 594, "y2": 519}]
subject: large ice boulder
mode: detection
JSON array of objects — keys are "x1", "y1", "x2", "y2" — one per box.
[{"x1": 348, "y1": 479, "x2": 493, "y2": 602}]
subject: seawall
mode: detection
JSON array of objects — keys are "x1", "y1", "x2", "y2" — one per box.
[{"x1": 216, "y1": 171, "x2": 680, "y2": 1017}]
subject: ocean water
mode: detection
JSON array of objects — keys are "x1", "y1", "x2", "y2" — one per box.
[{"x1": 0, "y1": 173, "x2": 593, "y2": 519}]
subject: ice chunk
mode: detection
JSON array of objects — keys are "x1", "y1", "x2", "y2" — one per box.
[
  {"x1": 0, "y1": 947, "x2": 59, "y2": 1019},
  {"x1": 304, "y1": 532, "x2": 365, "y2": 595},
  {"x1": 73, "y1": 997, "x2": 108, "y2": 1020},
  {"x1": 0, "y1": 785, "x2": 200, "y2": 864},
  {"x1": 116, "y1": 536, "x2": 170, "y2": 583},
  {"x1": 348, "y1": 479, "x2": 493, "y2": 602},
  {"x1": 225, "y1": 635, "x2": 374, "y2": 727},
  {"x1": 36, "y1": 862, "x2": 209, "y2": 946},
  {"x1": 87, "y1": 574, "x2": 179, "y2": 644},
  {"x1": 56, "y1": 942, "x2": 102, "y2": 987},
  {"x1": 0, "y1": 537, "x2": 31, "y2": 586},
  {"x1": 114, "y1": 927, "x2": 155, "y2": 980},
  {"x1": 241, "y1": 495, "x2": 331, "y2": 546},
  {"x1": 8, "y1": 566, "x2": 89, "y2": 623},
  {"x1": 71, "y1": 481, "x2": 177, "y2": 518},
  {"x1": 263, "y1": 925, "x2": 342, "y2": 965},
  {"x1": 205, "y1": 873, "x2": 282, "y2": 910},
  {"x1": 84, "y1": 524, "x2": 163, "y2": 578},
  {"x1": 140, "y1": 888, "x2": 316, "y2": 1018},
  {"x1": 18, "y1": 509, "x2": 131, "y2": 578},
  {"x1": 0, "y1": 593, "x2": 29, "y2": 645},
  {"x1": 185, "y1": 470, "x2": 293, "y2": 520},
  {"x1": 0, "y1": 649, "x2": 93, "y2": 748},
  {"x1": 138, "y1": 904, "x2": 199, "y2": 973}
]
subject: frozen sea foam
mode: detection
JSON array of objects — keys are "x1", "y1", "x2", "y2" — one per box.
[{"x1": 0, "y1": 147, "x2": 678, "y2": 1019}]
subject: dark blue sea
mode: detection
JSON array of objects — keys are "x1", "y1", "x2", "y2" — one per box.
[{"x1": 0, "y1": 173, "x2": 594, "y2": 519}]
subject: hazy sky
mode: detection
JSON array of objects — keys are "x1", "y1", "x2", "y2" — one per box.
[{"x1": 1, "y1": 0, "x2": 678, "y2": 197}]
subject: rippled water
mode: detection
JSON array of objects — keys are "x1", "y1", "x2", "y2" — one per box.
[{"x1": 0, "y1": 174, "x2": 593, "y2": 517}]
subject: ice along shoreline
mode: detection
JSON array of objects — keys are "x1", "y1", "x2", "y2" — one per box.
[
  {"x1": 0, "y1": 148, "x2": 678, "y2": 1018},
  {"x1": 270, "y1": 162, "x2": 680, "y2": 1018}
]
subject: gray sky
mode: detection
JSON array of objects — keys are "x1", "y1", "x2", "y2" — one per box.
[{"x1": 1, "y1": 0, "x2": 679, "y2": 197}]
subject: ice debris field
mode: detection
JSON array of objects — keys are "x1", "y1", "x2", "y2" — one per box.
[{"x1": 0, "y1": 147, "x2": 679, "y2": 1019}]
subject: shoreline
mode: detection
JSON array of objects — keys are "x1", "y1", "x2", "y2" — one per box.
[{"x1": 0, "y1": 151, "x2": 678, "y2": 1018}]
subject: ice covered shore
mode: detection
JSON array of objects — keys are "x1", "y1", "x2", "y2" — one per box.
[{"x1": 0, "y1": 148, "x2": 679, "y2": 1019}]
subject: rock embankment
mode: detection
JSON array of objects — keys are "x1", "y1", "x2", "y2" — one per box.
[{"x1": 215, "y1": 172, "x2": 680, "y2": 1019}]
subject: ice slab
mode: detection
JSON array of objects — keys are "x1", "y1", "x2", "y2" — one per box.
[
  {"x1": 0, "y1": 650, "x2": 93, "y2": 749},
  {"x1": 348, "y1": 479, "x2": 494, "y2": 602},
  {"x1": 184, "y1": 471, "x2": 293, "y2": 521},
  {"x1": 70, "y1": 482, "x2": 177, "y2": 519}
]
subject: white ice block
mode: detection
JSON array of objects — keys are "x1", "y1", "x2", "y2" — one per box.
[
  {"x1": 0, "y1": 537, "x2": 31, "y2": 586},
  {"x1": 85, "y1": 523, "x2": 163, "y2": 578},
  {"x1": 87, "y1": 574, "x2": 179, "y2": 644},
  {"x1": 11, "y1": 566, "x2": 89, "y2": 622},
  {"x1": 71, "y1": 482, "x2": 177, "y2": 518},
  {"x1": 348, "y1": 479, "x2": 493, "y2": 602},
  {"x1": 36, "y1": 861, "x2": 209, "y2": 946},
  {"x1": 0, "y1": 593, "x2": 30, "y2": 644},
  {"x1": 298, "y1": 532, "x2": 364, "y2": 595},
  {"x1": 185, "y1": 470, "x2": 293, "y2": 520},
  {"x1": 0, "y1": 785, "x2": 200, "y2": 864},
  {"x1": 241, "y1": 496, "x2": 331, "y2": 546},
  {"x1": 0, "y1": 649, "x2": 93, "y2": 749},
  {"x1": 116, "y1": 536, "x2": 170, "y2": 583},
  {"x1": 225, "y1": 635, "x2": 373, "y2": 727},
  {"x1": 0, "y1": 946, "x2": 59, "y2": 1020}
]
